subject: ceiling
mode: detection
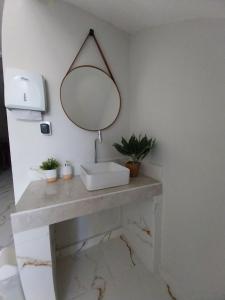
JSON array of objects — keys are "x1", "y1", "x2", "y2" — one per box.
[{"x1": 64, "y1": 0, "x2": 225, "y2": 34}]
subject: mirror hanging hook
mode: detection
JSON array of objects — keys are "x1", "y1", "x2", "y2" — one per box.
[{"x1": 89, "y1": 28, "x2": 94, "y2": 36}]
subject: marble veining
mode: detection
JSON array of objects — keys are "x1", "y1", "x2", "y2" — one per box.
[
  {"x1": 56, "y1": 236, "x2": 171, "y2": 300},
  {"x1": 167, "y1": 284, "x2": 177, "y2": 300},
  {"x1": 13, "y1": 226, "x2": 56, "y2": 300},
  {"x1": 119, "y1": 235, "x2": 136, "y2": 266},
  {"x1": 11, "y1": 176, "x2": 162, "y2": 234},
  {"x1": 127, "y1": 216, "x2": 153, "y2": 247},
  {"x1": 75, "y1": 241, "x2": 87, "y2": 255},
  {"x1": 54, "y1": 207, "x2": 121, "y2": 251},
  {"x1": 0, "y1": 170, "x2": 15, "y2": 250},
  {"x1": 56, "y1": 229, "x2": 122, "y2": 258},
  {"x1": 17, "y1": 257, "x2": 52, "y2": 269},
  {"x1": 92, "y1": 276, "x2": 106, "y2": 300},
  {"x1": 121, "y1": 197, "x2": 160, "y2": 273},
  {"x1": 128, "y1": 216, "x2": 152, "y2": 236}
]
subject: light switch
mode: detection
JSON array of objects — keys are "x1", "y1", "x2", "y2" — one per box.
[{"x1": 40, "y1": 121, "x2": 52, "y2": 135}]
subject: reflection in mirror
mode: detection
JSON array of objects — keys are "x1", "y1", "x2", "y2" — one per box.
[{"x1": 60, "y1": 66, "x2": 121, "y2": 131}]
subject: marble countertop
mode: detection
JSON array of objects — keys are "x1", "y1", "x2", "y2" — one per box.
[{"x1": 11, "y1": 176, "x2": 162, "y2": 234}]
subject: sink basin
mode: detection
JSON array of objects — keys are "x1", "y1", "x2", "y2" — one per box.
[{"x1": 80, "y1": 162, "x2": 130, "y2": 191}]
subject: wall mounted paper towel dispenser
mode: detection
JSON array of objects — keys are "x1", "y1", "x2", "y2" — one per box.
[{"x1": 4, "y1": 68, "x2": 46, "y2": 111}]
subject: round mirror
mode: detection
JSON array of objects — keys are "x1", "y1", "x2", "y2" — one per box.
[{"x1": 60, "y1": 66, "x2": 121, "y2": 131}]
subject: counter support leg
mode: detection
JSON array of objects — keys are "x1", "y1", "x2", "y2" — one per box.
[{"x1": 13, "y1": 226, "x2": 56, "y2": 300}]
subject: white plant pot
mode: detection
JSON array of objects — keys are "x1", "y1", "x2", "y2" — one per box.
[{"x1": 44, "y1": 169, "x2": 57, "y2": 183}]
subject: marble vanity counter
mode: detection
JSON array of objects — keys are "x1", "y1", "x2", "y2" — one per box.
[{"x1": 11, "y1": 176, "x2": 162, "y2": 234}]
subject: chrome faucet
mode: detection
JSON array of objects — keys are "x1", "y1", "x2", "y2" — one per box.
[{"x1": 94, "y1": 130, "x2": 102, "y2": 163}]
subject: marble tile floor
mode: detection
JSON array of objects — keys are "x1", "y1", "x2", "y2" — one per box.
[
  {"x1": 56, "y1": 236, "x2": 172, "y2": 300},
  {"x1": 0, "y1": 170, "x2": 15, "y2": 250},
  {"x1": 0, "y1": 171, "x2": 25, "y2": 300},
  {"x1": 0, "y1": 271, "x2": 24, "y2": 300}
]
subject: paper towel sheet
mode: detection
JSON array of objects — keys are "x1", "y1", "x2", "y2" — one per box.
[{"x1": 10, "y1": 109, "x2": 42, "y2": 121}]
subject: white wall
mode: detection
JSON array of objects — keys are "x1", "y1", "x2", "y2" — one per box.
[
  {"x1": 2, "y1": 0, "x2": 129, "y2": 203},
  {"x1": 0, "y1": 0, "x2": 4, "y2": 53},
  {"x1": 129, "y1": 19, "x2": 225, "y2": 300}
]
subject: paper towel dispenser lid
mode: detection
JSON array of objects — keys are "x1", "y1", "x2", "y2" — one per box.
[{"x1": 4, "y1": 68, "x2": 46, "y2": 111}]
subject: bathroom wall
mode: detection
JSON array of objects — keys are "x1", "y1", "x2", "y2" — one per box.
[
  {"x1": 0, "y1": 0, "x2": 3, "y2": 53},
  {"x1": 2, "y1": 0, "x2": 129, "y2": 203},
  {"x1": 2, "y1": 0, "x2": 129, "y2": 246},
  {"x1": 129, "y1": 19, "x2": 225, "y2": 300}
]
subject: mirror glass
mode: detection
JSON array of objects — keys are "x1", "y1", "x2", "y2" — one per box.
[{"x1": 60, "y1": 66, "x2": 121, "y2": 131}]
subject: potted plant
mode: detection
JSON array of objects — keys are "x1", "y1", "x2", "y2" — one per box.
[
  {"x1": 113, "y1": 134, "x2": 156, "y2": 177},
  {"x1": 40, "y1": 158, "x2": 60, "y2": 183}
]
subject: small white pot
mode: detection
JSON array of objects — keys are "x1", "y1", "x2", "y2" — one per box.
[{"x1": 44, "y1": 169, "x2": 57, "y2": 183}]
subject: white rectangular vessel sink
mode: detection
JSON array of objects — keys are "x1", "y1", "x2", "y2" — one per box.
[{"x1": 80, "y1": 162, "x2": 130, "y2": 191}]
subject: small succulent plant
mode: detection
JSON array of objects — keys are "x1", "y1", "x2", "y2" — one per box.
[{"x1": 40, "y1": 158, "x2": 60, "y2": 170}]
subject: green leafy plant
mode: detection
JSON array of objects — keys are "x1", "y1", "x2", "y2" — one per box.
[
  {"x1": 113, "y1": 134, "x2": 156, "y2": 163},
  {"x1": 40, "y1": 158, "x2": 60, "y2": 170}
]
